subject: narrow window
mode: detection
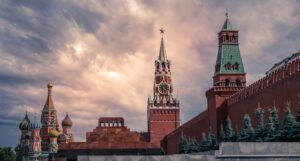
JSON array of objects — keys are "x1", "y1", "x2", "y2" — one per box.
[
  {"x1": 234, "y1": 62, "x2": 239, "y2": 70},
  {"x1": 225, "y1": 79, "x2": 230, "y2": 87},
  {"x1": 226, "y1": 63, "x2": 231, "y2": 70},
  {"x1": 236, "y1": 79, "x2": 241, "y2": 87}
]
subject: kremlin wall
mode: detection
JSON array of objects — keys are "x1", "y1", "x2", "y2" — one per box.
[{"x1": 161, "y1": 52, "x2": 300, "y2": 154}]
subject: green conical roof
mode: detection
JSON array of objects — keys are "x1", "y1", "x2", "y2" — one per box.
[
  {"x1": 158, "y1": 37, "x2": 167, "y2": 61},
  {"x1": 221, "y1": 13, "x2": 233, "y2": 30},
  {"x1": 215, "y1": 45, "x2": 245, "y2": 74}
]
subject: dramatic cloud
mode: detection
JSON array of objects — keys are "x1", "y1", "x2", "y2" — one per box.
[{"x1": 0, "y1": 0, "x2": 299, "y2": 147}]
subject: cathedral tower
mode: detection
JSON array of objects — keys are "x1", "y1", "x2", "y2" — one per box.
[
  {"x1": 147, "y1": 29, "x2": 180, "y2": 144},
  {"x1": 40, "y1": 82, "x2": 59, "y2": 151},
  {"x1": 28, "y1": 118, "x2": 42, "y2": 161},
  {"x1": 206, "y1": 13, "x2": 246, "y2": 135},
  {"x1": 17, "y1": 112, "x2": 31, "y2": 160}
]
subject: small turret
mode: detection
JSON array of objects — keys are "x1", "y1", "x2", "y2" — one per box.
[
  {"x1": 62, "y1": 114, "x2": 72, "y2": 127},
  {"x1": 58, "y1": 114, "x2": 73, "y2": 143}
]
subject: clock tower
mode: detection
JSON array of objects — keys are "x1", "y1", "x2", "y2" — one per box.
[{"x1": 147, "y1": 29, "x2": 180, "y2": 144}]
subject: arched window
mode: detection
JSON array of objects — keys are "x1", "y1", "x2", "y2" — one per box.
[
  {"x1": 226, "y1": 35, "x2": 229, "y2": 41},
  {"x1": 156, "y1": 64, "x2": 160, "y2": 71},
  {"x1": 236, "y1": 79, "x2": 241, "y2": 87},
  {"x1": 162, "y1": 62, "x2": 165, "y2": 71},
  {"x1": 226, "y1": 62, "x2": 231, "y2": 70},
  {"x1": 232, "y1": 35, "x2": 235, "y2": 41},
  {"x1": 225, "y1": 79, "x2": 230, "y2": 87},
  {"x1": 234, "y1": 62, "x2": 239, "y2": 70}
]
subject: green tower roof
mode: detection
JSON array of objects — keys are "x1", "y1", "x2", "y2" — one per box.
[
  {"x1": 221, "y1": 13, "x2": 233, "y2": 30},
  {"x1": 215, "y1": 45, "x2": 245, "y2": 74},
  {"x1": 215, "y1": 13, "x2": 245, "y2": 75}
]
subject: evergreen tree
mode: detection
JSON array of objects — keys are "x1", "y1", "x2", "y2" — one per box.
[
  {"x1": 264, "y1": 107, "x2": 281, "y2": 141},
  {"x1": 199, "y1": 133, "x2": 209, "y2": 152},
  {"x1": 293, "y1": 95, "x2": 300, "y2": 141},
  {"x1": 178, "y1": 134, "x2": 190, "y2": 154},
  {"x1": 237, "y1": 114, "x2": 255, "y2": 142},
  {"x1": 255, "y1": 107, "x2": 266, "y2": 141},
  {"x1": 270, "y1": 106, "x2": 280, "y2": 132},
  {"x1": 220, "y1": 125, "x2": 225, "y2": 142},
  {"x1": 208, "y1": 131, "x2": 218, "y2": 150},
  {"x1": 296, "y1": 95, "x2": 300, "y2": 122},
  {"x1": 189, "y1": 138, "x2": 200, "y2": 153},
  {"x1": 280, "y1": 102, "x2": 297, "y2": 141},
  {"x1": 14, "y1": 146, "x2": 22, "y2": 161},
  {"x1": 0, "y1": 147, "x2": 16, "y2": 161},
  {"x1": 224, "y1": 117, "x2": 236, "y2": 142}
]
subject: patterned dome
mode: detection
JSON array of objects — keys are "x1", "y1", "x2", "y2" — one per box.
[
  {"x1": 49, "y1": 129, "x2": 60, "y2": 137},
  {"x1": 19, "y1": 113, "x2": 30, "y2": 130},
  {"x1": 29, "y1": 120, "x2": 41, "y2": 130},
  {"x1": 62, "y1": 114, "x2": 72, "y2": 126}
]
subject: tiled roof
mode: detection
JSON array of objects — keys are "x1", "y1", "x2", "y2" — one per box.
[{"x1": 215, "y1": 44, "x2": 245, "y2": 74}]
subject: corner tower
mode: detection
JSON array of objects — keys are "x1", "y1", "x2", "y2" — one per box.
[
  {"x1": 214, "y1": 13, "x2": 246, "y2": 87},
  {"x1": 206, "y1": 13, "x2": 246, "y2": 135},
  {"x1": 147, "y1": 29, "x2": 180, "y2": 144}
]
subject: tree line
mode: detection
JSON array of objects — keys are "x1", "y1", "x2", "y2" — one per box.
[{"x1": 178, "y1": 96, "x2": 300, "y2": 154}]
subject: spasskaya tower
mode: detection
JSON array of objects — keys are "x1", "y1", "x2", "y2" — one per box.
[{"x1": 147, "y1": 29, "x2": 180, "y2": 144}]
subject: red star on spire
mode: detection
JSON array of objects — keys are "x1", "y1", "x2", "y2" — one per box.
[{"x1": 160, "y1": 28, "x2": 164, "y2": 35}]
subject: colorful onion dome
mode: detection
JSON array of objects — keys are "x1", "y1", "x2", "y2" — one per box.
[
  {"x1": 62, "y1": 114, "x2": 72, "y2": 126},
  {"x1": 29, "y1": 120, "x2": 41, "y2": 130},
  {"x1": 19, "y1": 113, "x2": 30, "y2": 130},
  {"x1": 49, "y1": 129, "x2": 60, "y2": 137}
]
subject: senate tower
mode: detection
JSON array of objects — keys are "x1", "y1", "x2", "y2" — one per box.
[{"x1": 147, "y1": 29, "x2": 180, "y2": 144}]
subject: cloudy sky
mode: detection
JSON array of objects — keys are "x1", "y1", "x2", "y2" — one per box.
[{"x1": 0, "y1": 0, "x2": 299, "y2": 147}]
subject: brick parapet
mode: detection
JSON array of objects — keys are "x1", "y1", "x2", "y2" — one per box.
[{"x1": 227, "y1": 59, "x2": 300, "y2": 106}]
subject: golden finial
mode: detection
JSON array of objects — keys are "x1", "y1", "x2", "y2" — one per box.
[{"x1": 47, "y1": 81, "x2": 53, "y2": 88}]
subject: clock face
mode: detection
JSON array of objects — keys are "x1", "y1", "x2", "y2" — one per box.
[{"x1": 159, "y1": 82, "x2": 169, "y2": 94}]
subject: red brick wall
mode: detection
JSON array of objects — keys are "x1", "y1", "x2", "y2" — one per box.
[
  {"x1": 149, "y1": 108, "x2": 180, "y2": 143},
  {"x1": 227, "y1": 60, "x2": 300, "y2": 131},
  {"x1": 161, "y1": 111, "x2": 209, "y2": 154},
  {"x1": 162, "y1": 59, "x2": 300, "y2": 155}
]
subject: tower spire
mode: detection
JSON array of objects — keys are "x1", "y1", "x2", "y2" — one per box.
[
  {"x1": 222, "y1": 12, "x2": 233, "y2": 30},
  {"x1": 158, "y1": 28, "x2": 167, "y2": 61},
  {"x1": 44, "y1": 82, "x2": 54, "y2": 109}
]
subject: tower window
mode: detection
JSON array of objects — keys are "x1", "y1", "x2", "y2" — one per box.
[
  {"x1": 225, "y1": 79, "x2": 230, "y2": 86},
  {"x1": 162, "y1": 62, "x2": 165, "y2": 71},
  {"x1": 232, "y1": 35, "x2": 236, "y2": 41},
  {"x1": 226, "y1": 63, "x2": 231, "y2": 70},
  {"x1": 236, "y1": 79, "x2": 241, "y2": 87},
  {"x1": 156, "y1": 64, "x2": 160, "y2": 71},
  {"x1": 234, "y1": 62, "x2": 239, "y2": 70},
  {"x1": 226, "y1": 35, "x2": 229, "y2": 41}
]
